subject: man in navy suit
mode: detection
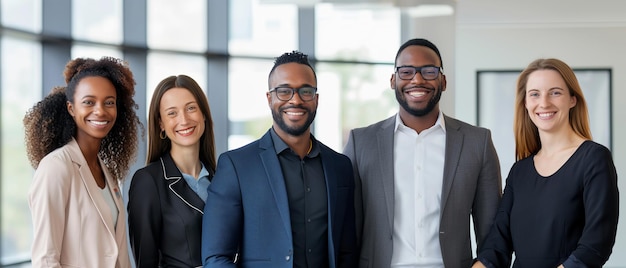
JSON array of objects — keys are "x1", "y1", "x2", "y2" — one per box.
[{"x1": 202, "y1": 51, "x2": 357, "y2": 268}]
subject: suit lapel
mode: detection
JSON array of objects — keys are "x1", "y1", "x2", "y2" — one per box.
[
  {"x1": 377, "y1": 116, "x2": 396, "y2": 230},
  {"x1": 162, "y1": 154, "x2": 205, "y2": 214},
  {"x1": 102, "y1": 160, "x2": 127, "y2": 251},
  {"x1": 441, "y1": 115, "x2": 463, "y2": 213},
  {"x1": 67, "y1": 139, "x2": 117, "y2": 240},
  {"x1": 258, "y1": 132, "x2": 293, "y2": 237}
]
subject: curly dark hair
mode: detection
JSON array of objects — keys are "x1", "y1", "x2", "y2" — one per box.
[
  {"x1": 23, "y1": 56, "x2": 142, "y2": 181},
  {"x1": 268, "y1": 50, "x2": 317, "y2": 86}
]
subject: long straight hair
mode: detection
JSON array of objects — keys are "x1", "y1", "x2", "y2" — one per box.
[
  {"x1": 146, "y1": 75, "x2": 216, "y2": 174},
  {"x1": 514, "y1": 58, "x2": 592, "y2": 160}
]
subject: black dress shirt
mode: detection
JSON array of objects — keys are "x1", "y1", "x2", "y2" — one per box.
[{"x1": 270, "y1": 128, "x2": 329, "y2": 268}]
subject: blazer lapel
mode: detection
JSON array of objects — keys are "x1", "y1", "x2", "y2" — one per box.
[
  {"x1": 377, "y1": 116, "x2": 396, "y2": 230},
  {"x1": 67, "y1": 139, "x2": 117, "y2": 239},
  {"x1": 101, "y1": 160, "x2": 127, "y2": 250},
  {"x1": 162, "y1": 154, "x2": 205, "y2": 214},
  {"x1": 441, "y1": 115, "x2": 463, "y2": 213},
  {"x1": 258, "y1": 131, "x2": 292, "y2": 237},
  {"x1": 319, "y1": 145, "x2": 338, "y2": 268}
]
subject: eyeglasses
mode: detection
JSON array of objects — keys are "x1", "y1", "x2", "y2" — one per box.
[
  {"x1": 269, "y1": 86, "x2": 317, "y2": 101},
  {"x1": 396, "y1": 66, "x2": 442, "y2": 80}
]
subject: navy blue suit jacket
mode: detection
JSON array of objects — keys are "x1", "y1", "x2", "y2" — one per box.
[{"x1": 202, "y1": 130, "x2": 357, "y2": 268}]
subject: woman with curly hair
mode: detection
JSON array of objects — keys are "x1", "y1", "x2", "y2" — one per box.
[
  {"x1": 128, "y1": 75, "x2": 216, "y2": 267},
  {"x1": 24, "y1": 57, "x2": 141, "y2": 268}
]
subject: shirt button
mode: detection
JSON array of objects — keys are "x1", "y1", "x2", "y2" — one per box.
[
  {"x1": 307, "y1": 218, "x2": 311, "y2": 223},
  {"x1": 285, "y1": 256, "x2": 290, "y2": 261},
  {"x1": 306, "y1": 187, "x2": 311, "y2": 192},
  {"x1": 308, "y1": 249, "x2": 312, "y2": 253}
]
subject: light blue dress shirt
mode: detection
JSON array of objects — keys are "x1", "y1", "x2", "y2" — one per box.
[{"x1": 182, "y1": 163, "x2": 211, "y2": 202}]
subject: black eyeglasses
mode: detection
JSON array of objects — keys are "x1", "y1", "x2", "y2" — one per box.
[
  {"x1": 269, "y1": 86, "x2": 317, "y2": 101},
  {"x1": 396, "y1": 66, "x2": 442, "y2": 80}
]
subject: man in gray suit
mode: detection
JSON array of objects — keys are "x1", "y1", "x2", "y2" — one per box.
[{"x1": 343, "y1": 38, "x2": 502, "y2": 268}]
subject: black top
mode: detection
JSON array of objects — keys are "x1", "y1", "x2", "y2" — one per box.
[
  {"x1": 271, "y1": 129, "x2": 329, "y2": 268},
  {"x1": 128, "y1": 153, "x2": 208, "y2": 267},
  {"x1": 478, "y1": 140, "x2": 619, "y2": 268}
]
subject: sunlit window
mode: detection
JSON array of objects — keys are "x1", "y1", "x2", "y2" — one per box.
[
  {"x1": 316, "y1": 63, "x2": 397, "y2": 150},
  {"x1": 228, "y1": 58, "x2": 274, "y2": 149},
  {"x1": 1, "y1": 0, "x2": 41, "y2": 33},
  {"x1": 72, "y1": 0, "x2": 122, "y2": 44},
  {"x1": 229, "y1": 0, "x2": 298, "y2": 57},
  {"x1": 147, "y1": 0, "x2": 207, "y2": 52},
  {"x1": 1, "y1": 36, "x2": 41, "y2": 266},
  {"x1": 315, "y1": 3, "x2": 400, "y2": 63},
  {"x1": 72, "y1": 44, "x2": 123, "y2": 60}
]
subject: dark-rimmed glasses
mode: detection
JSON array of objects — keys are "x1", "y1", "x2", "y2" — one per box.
[
  {"x1": 269, "y1": 86, "x2": 317, "y2": 101},
  {"x1": 396, "y1": 66, "x2": 442, "y2": 80}
]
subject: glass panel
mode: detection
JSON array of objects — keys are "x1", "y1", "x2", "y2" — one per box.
[
  {"x1": 146, "y1": 52, "x2": 208, "y2": 114},
  {"x1": 315, "y1": 62, "x2": 396, "y2": 151},
  {"x1": 72, "y1": 44, "x2": 123, "y2": 60},
  {"x1": 147, "y1": 0, "x2": 207, "y2": 52},
  {"x1": 228, "y1": 58, "x2": 273, "y2": 149},
  {"x1": 229, "y1": 0, "x2": 297, "y2": 57},
  {"x1": 315, "y1": 4, "x2": 400, "y2": 63},
  {"x1": 1, "y1": 0, "x2": 41, "y2": 33},
  {"x1": 72, "y1": 0, "x2": 122, "y2": 44},
  {"x1": 1, "y1": 37, "x2": 41, "y2": 265}
]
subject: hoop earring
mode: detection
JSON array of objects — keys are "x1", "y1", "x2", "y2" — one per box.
[{"x1": 160, "y1": 130, "x2": 167, "y2": 140}]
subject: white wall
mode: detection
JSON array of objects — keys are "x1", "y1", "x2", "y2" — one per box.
[{"x1": 454, "y1": 0, "x2": 626, "y2": 266}]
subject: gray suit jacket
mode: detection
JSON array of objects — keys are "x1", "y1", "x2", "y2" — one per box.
[{"x1": 343, "y1": 114, "x2": 502, "y2": 268}]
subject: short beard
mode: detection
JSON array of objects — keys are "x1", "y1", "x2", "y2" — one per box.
[
  {"x1": 272, "y1": 106, "x2": 316, "y2": 136},
  {"x1": 395, "y1": 84, "x2": 443, "y2": 117}
]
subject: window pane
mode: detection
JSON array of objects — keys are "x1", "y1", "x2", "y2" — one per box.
[
  {"x1": 1, "y1": 37, "x2": 41, "y2": 265},
  {"x1": 315, "y1": 63, "x2": 396, "y2": 151},
  {"x1": 72, "y1": 0, "x2": 122, "y2": 44},
  {"x1": 147, "y1": 0, "x2": 207, "y2": 52},
  {"x1": 1, "y1": 0, "x2": 41, "y2": 33},
  {"x1": 72, "y1": 44, "x2": 123, "y2": 60},
  {"x1": 228, "y1": 58, "x2": 273, "y2": 149},
  {"x1": 229, "y1": 0, "x2": 297, "y2": 57},
  {"x1": 316, "y1": 4, "x2": 400, "y2": 62},
  {"x1": 146, "y1": 52, "x2": 208, "y2": 112}
]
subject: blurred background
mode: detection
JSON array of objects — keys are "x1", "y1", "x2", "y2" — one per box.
[{"x1": 1, "y1": 0, "x2": 625, "y2": 267}]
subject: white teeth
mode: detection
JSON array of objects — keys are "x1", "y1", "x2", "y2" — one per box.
[
  {"x1": 538, "y1": 112, "x2": 555, "y2": 118},
  {"x1": 178, "y1": 128, "x2": 194, "y2": 134},
  {"x1": 286, "y1": 112, "x2": 304, "y2": 116},
  {"x1": 408, "y1": 91, "x2": 426, "y2": 97},
  {"x1": 91, "y1": 121, "x2": 108, "y2": 125}
]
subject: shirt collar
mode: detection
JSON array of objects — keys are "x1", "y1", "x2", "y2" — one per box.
[
  {"x1": 270, "y1": 127, "x2": 290, "y2": 154},
  {"x1": 269, "y1": 127, "x2": 319, "y2": 157},
  {"x1": 394, "y1": 111, "x2": 446, "y2": 134},
  {"x1": 181, "y1": 162, "x2": 210, "y2": 181}
]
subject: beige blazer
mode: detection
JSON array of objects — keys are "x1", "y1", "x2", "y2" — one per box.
[{"x1": 29, "y1": 138, "x2": 131, "y2": 268}]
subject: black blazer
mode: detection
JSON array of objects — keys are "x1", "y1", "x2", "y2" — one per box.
[{"x1": 128, "y1": 153, "x2": 209, "y2": 268}]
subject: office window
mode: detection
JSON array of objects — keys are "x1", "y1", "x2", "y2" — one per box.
[
  {"x1": 315, "y1": 4, "x2": 400, "y2": 63},
  {"x1": 72, "y1": 0, "x2": 122, "y2": 44},
  {"x1": 147, "y1": 0, "x2": 207, "y2": 52},
  {"x1": 1, "y1": 0, "x2": 41, "y2": 33},
  {"x1": 228, "y1": 58, "x2": 274, "y2": 149},
  {"x1": 72, "y1": 44, "x2": 123, "y2": 60},
  {"x1": 229, "y1": 0, "x2": 298, "y2": 57},
  {"x1": 1, "y1": 36, "x2": 41, "y2": 265},
  {"x1": 316, "y1": 62, "x2": 397, "y2": 150}
]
